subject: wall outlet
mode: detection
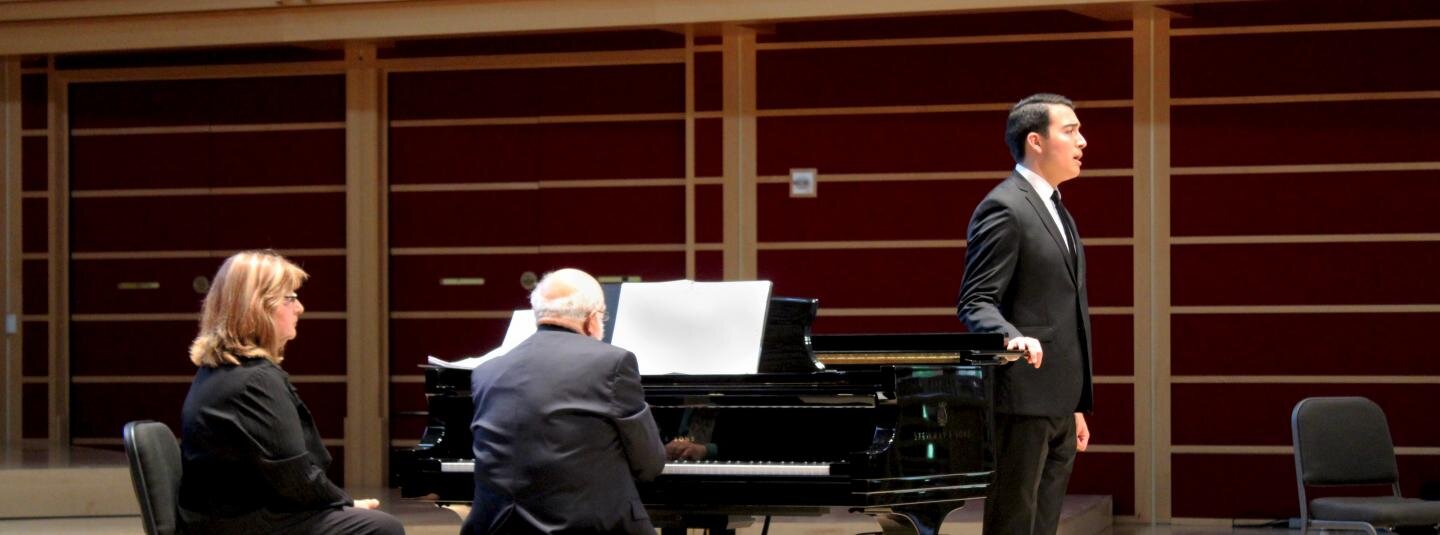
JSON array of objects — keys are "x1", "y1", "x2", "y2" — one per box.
[{"x1": 789, "y1": 168, "x2": 817, "y2": 198}]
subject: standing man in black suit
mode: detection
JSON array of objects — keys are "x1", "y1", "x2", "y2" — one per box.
[
  {"x1": 462, "y1": 268, "x2": 667, "y2": 535},
  {"x1": 958, "y1": 93, "x2": 1094, "y2": 535}
]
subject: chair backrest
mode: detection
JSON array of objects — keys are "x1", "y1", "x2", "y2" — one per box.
[
  {"x1": 1291, "y1": 397, "x2": 1399, "y2": 486},
  {"x1": 123, "y1": 420, "x2": 183, "y2": 535}
]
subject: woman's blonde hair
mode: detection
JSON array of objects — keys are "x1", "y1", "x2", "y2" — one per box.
[{"x1": 189, "y1": 250, "x2": 308, "y2": 368}]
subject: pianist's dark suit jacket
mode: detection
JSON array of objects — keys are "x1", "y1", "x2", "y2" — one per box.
[
  {"x1": 462, "y1": 324, "x2": 667, "y2": 535},
  {"x1": 178, "y1": 357, "x2": 352, "y2": 534},
  {"x1": 958, "y1": 172, "x2": 1093, "y2": 417}
]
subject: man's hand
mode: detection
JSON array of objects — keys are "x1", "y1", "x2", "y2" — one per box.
[
  {"x1": 1007, "y1": 336, "x2": 1044, "y2": 368},
  {"x1": 665, "y1": 438, "x2": 709, "y2": 461},
  {"x1": 1075, "y1": 413, "x2": 1090, "y2": 452},
  {"x1": 353, "y1": 498, "x2": 381, "y2": 510}
]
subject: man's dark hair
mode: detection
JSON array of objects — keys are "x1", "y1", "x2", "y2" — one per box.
[{"x1": 1005, "y1": 93, "x2": 1074, "y2": 164}]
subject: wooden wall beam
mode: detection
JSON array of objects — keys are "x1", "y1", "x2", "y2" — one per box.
[
  {"x1": 1, "y1": 58, "x2": 21, "y2": 446},
  {"x1": 344, "y1": 41, "x2": 387, "y2": 488},
  {"x1": 1, "y1": 0, "x2": 1150, "y2": 56}
]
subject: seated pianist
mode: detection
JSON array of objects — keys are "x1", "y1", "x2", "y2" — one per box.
[{"x1": 461, "y1": 268, "x2": 667, "y2": 535}]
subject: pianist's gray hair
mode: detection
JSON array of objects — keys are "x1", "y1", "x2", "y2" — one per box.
[{"x1": 530, "y1": 268, "x2": 605, "y2": 323}]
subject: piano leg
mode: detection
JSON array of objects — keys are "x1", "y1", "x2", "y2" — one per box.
[{"x1": 859, "y1": 504, "x2": 953, "y2": 535}]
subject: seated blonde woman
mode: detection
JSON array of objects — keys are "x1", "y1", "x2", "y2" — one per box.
[{"x1": 178, "y1": 250, "x2": 404, "y2": 535}]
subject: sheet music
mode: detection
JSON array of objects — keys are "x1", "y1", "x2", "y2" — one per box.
[
  {"x1": 426, "y1": 309, "x2": 535, "y2": 370},
  {"x1": 610, "y1": 280, "x2": 772, "y2": 375}
]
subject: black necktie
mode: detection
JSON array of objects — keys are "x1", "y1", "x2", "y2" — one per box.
[{"x1": 1051, "y1": 190, "x2": 1079, "y2": 264}]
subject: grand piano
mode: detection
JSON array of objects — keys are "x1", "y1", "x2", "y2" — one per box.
[{"x1": 394, "y1": 297, "x2": 1017, "y2": 535}]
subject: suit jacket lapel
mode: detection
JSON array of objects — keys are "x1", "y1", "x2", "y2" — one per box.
[{"x1": 1012, "y1": 173, "x2": 1079, "y2": 281}]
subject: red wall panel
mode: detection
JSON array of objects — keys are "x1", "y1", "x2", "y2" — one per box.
[
  {"x1": 1081, "y1": 245, "x2": 1133, "y2": 308},
  {"x1": 1063, "y1": 176, "x2": 1133, "y2": 239},
  {"x1": 760, "y1": 248, "x2": 964, "y2": 308},
  {"x1": 1172, "y1": 242, "x2": 1440, "y2": 306},
  {"x1": 1173, "y1": 171, "x2": 1440, "y2": 237},
  {"x1": 390, "y1": 252, "x2": 686, "y2": 311},
  {"x1": 390, "y1": 382, "x2": 427, "y2": 414},
  {"x1": 389, "y1": 125, "x2": 538, "y2": 184},
  {"x1": 1174, "y1": 453, "x2": 1440, "y2": 519},
  {"x1": 390, "y1": 190, "x2": 539, "y2": 247},
  {"x1": 70, "y1": 76, "x2": 342, "y2": 128},
  {"x1": 71, "y1": 382, "x2": 190, "y2": 438},
  {"x1": 532, "y1": 121, "x2": 685, "y2": 180},
  {"x1": 70, "y1": 321, "x2": 198, "y2": 376},
  {"x1": 69, "y1": 255, "x2": 345, "y2": 315},
  {"x1": 695, "y1": 118, "x2": 721, "y2": 178},
  {"x1": 1173, "y1": 28, "x2": 1440, "y2": 98},
  {"x1": 22, "y1": 321, "x2": 48, "y2": 377},
  {"x1": 22, "y1": 74, "x2": 46, "y2": 130},
  {"x1": 758, "y1": 39, "x2": 1131, "y2": 109},
  {"x1": 278, "y1": 319, "x2": 348, "y2": 376},
  {"x1": 756, "y1": 177, "x2": 1132, "y2": 243},
  {"x1": 1090, "y1": 315, "x2": 1133, "y2": 377},
  {"x1": 694, "y1": 52, "x2": 721, "y2": 112},
  {"x1": 695, "y1": 250, "x2": 724, "y2": 281},
  {"x1": 69, "y1": 319, "x2": 347, "y2": 376},
  {"x1": 22, "y1": 198, "x2": 46, "y2": 253},
  {"x1": 70, "y1": 133, "x2": 212, "y2": 190},
  {"x1": 760, "y1": 246, "x2": 1129, "y2": 308},
  {"x1": 204, "y1": 75, "x2": 343, "y2": 125},
  {"x1": 758, "y1": 107, "x2": 1131, "y2": 175},
  {"x1": 1173, "y1": 312, "x2": 1440, "y2": 376},
  {"x1": 389, "y1": 121, "x2": 685, "y2": 183},
  {"x1": 22, "y1": 137, "x2": 46, "y2": 191},
  {"x1": 209, "y1": 193, "x2": 347, "y2": 251},
  {"x1": 1089, "y1": 384, "x2": 1134, "y2": 445},
  {"x1": 1172, "y1": 383, "x2": 1440, "y2": 447},
  {"x1": 390, "y1": 318, "x2": 511, "y2": 370},
  {"x1": 392, "y1": 68, "x2": 611, "y2": 120},
  {"x1": 389, "y1": 65, "x2": 682, "y2": 120},
  {"x1": 293, "y1": 383, "x2": 347, "y2": 438},
  {"x1": 23, "y1": 384, "x2": 47, "y2": 438},
  {"x1": 209, "y1": 130, "x2": 346, "y2": 187},
  {"x1": 70, "y1": 196, "x2": 212, "y2": 251},
  {"x1": 69, "y1": 79, "x2": 217, "y2": 128},
  {"x1": 22, "y1": 260, "x2": 47, "y2": 315},
  {"x1": 71, "y1": 193, "x2": 345, "y2": 252},
  {"x1": 1172, "y1": 453, "x2": 1296, "y2": 519},
  {"x1": 756, "y1": 181, "x2": 985, "y2": 242},
  {"x1": 1172, "y1": 100, "x2": 1440, "y2": 167},
  {"x1": 696, "y1": 184, "x2": 722, "y2": 244},
  {"x1": 536, "y1": 186, "x2": 685, "y2": 245},
  {"x1": 1069, "y1": 451, "x2": 1135, "y2": 516}
]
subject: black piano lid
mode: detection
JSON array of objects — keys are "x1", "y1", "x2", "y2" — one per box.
[{"x1": 810, "y1": 332, "x2": 1004, "y2": 353}]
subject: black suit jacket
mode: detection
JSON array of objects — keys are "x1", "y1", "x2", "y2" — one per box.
[
  {"x1": 958, "y1": 172, "x2": 1094, "y2": 417},
  {"x1": 178, "y1": 357, "x2": 350, "y2": 534},
  {"x1": 462, "y1": 325, "x2": 667, "y2": 535}
]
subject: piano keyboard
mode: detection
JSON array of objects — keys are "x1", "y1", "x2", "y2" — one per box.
[
  {"x1": 663, "y1": 461, "x2": 831, "y2": 476},
  {"x1": 440, "y1": 460, "x2": 831, "y2": 477}
]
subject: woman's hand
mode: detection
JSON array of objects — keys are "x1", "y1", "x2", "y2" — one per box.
[{"x1": 354, "y1": 498, "x2": 381, "y2": 510}]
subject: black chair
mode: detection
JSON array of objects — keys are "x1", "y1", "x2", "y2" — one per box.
[
  {"x1": 1291, "y1": 397, "x2": 1440, "y2": 535},
  {"x1": 123, "y1": 420, "x2": 183, "y2": 535}
]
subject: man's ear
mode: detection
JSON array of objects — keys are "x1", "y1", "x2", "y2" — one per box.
[{"x1": 1027, "y1": 131, "x2": 1043, "y2": 155}]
